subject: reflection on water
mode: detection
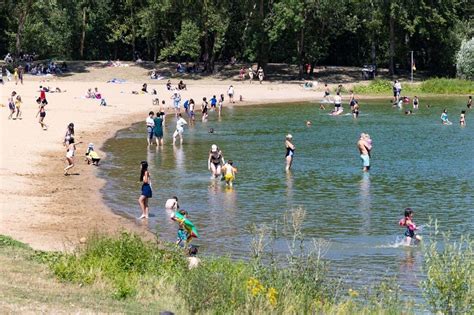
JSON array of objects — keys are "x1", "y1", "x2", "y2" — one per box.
[{"x1": 100, "y1": 99, "x2": 473, "y2": 298}]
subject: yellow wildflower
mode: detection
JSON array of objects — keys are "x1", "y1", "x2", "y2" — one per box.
[
  {"x1": 266, "y1": 287, "x2": 278, "y2": 306},
  {"x1": 348, "y1": 288, "x2": 359, "y2": 298},
  {"x1": 247, "y1": 277, "x2": 265, "y2": 296}
]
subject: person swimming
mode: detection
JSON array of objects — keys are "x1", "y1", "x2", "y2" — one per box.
[{"x1": 399, "y1": 208, "x2": 422, "y2": 245}]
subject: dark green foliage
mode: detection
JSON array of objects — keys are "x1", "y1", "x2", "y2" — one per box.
[{"x1": 0, "y1": 0, "x2": 470, "y2": 76}]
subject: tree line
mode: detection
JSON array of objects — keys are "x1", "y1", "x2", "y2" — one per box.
[{"x1": 1, "y1": 0, "x2": 472, "y2": 76}]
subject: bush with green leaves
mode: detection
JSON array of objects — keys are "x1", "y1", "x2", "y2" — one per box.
[
  {"x1": 421, "y1": 223, "x2": 473, "y2": 315},
  {"x1": 456, "y1": 38, "x2": 474, "y2": 80}
]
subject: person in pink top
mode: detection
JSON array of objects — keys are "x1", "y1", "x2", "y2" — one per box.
[{"x1": 399, "y1": 208, "x2": 422, "y2": 245}]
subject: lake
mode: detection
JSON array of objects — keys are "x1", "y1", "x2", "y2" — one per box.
[{"x1": 100, "y1": 97, "x2": 473, "y2": 296}]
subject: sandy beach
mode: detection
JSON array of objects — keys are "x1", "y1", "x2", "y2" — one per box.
[{"x1": 0, "y1": 62, "x2": 335, "y2": 251}]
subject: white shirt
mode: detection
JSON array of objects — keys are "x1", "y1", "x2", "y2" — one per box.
[
  {"x1": 176, "y1": 117, "x2": 187, "y2": 130},
  {"x1": 146, "y1": 116, "x2": 155, "y2": 127},
  {"x1": 228, "y1": 86, "x2": 234, "y2": 95},
  {"x1": 334, "y1": 95, "x2": 342, "y2": 104}
]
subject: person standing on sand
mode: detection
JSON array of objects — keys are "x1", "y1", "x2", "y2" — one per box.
[
  {"x1": 18, "y1": 65, "x2": 24, "y2": 84},
  {"x1": 248, "y1": 68, "x2": 254, "y2": 84},
  {"x1": 138, "y1": 161, "x2": 152, "y2": 219},
  {"x1": 14, "y1": 95, "x2": 23, "y2": 119},
  {"x1": 173, "y1": 113, "x2": 187, "y2": 145},
  {"x1": 64, "y1": 123, "x2": 75, "y2": 146},
  {"x1": 239, "y1": 67, "x2": 245, "y2": 81},
  {"x1": 36, "y1": 102, "x2": 48, "y2": 130},
  {"x1": 13, "y1": 67, "x2": 18, "y2": 85},
  {"x1": 285, "y1": 134, "x2": 295, "y2": 172},
  {"x1": 257, "y1": 67, "x2": 264, "y2": 84},
  {"x1": 227, "y1": 85, "x2": 235, "y2": 103},
  {"x1": 64, "y1": 139, "x2": 82, "y2": 175},
  {"x1": 146, "y1": 111, "x2": 155, "y2": 146},
  {"x1": 7, "y1": 91, "x2": 16, "y2": 119},
  {"x1": 357, "y1": 133, "x2": 372, "y2": 172}
]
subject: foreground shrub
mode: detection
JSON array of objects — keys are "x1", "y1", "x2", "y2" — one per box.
[
  {"x1": 353, "y1": 79, "x2": 393, "y2": 94},
  {"x1": 51, "y1": 232, "x2": 187, "y2": 299},
  {"x1": 456, "y1": 38, "x2": 474, "y2": 80},
  {"x1": 421, "y1": 223, "x2": 473, "y2": 314}
]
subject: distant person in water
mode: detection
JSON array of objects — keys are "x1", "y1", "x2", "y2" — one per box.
[
  {"x1": 165, "y1": 196, "x2": 179, "y2": 210},
  {"x1": 441, "y1": 109, "x2": 451, "y2": 125},
  {"x1": 208, "y1": 144, "x2": 225, "y2": 178},
  {"x1": 352, "y1": 101, "x2": 360, "y2": 118},
  {"x1": 399, "y1": 208, "x2": 422, "y2": 245},
  {"x1": 467, "y1": 96, "x2": 472, "y2": 109},
  {"x1": 138, "y1": 161, "x2": 152, "y2": 219},
  {"x1": 146, "y1": 111, "x2": 155, "y2": 146},
  {"x1": 413, "y1": 96, "x2": 419, "y2": 110},
  {"x1": 153, "y1": 112, "x2": 164, "y2": 146},
  {"x1": 285, "y1": 134, "x2": 295, "y2": 172},
  {"x1": 222, "y1": 160, "x2": 238, "y2": 187},
  {"x1": 460, "y1": 110, "x2": 466, "y2": 126},
  {"x1": 357, "y1": 133, "x2": 372, "y2": 172}
]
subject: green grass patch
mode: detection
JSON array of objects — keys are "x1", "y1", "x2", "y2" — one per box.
[
  {"x1": 0, "y1": 235, "x2": 31, "y2": 249},
  {"x1": 354, "y1": 78, "x2": 473, "y2": 95}
]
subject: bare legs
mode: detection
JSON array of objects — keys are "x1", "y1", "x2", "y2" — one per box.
[
  {"x1": 285, "y1": 155, "x2": 293, "y2": 172},
  {"x1": 64, "y1": 157, "x2": 74, "y2": 175},
  {"x1": 210, "y1": 163, "x2": 222, "y2": 178},
  {"x1": 138, "y1": 195, "x2": 149, "y2": 219}
]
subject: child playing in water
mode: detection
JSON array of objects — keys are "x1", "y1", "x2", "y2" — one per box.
[
  {"x1": 460, "y1": 110, "x2": 466, "y2": 126},
  {"x1": 176, "y1": 209, "x2": 189, "y2": 247},
  {"x1": 399, "y1": 208, "x2": 422, "y2": 245},
  {"x1": 222, "y1": 160, "x2": 238, "y2": 187}
]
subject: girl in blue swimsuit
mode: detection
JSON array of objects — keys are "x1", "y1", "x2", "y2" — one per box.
[{"x1": 138, "y1": 161, "x2": 152, "y2": 219}]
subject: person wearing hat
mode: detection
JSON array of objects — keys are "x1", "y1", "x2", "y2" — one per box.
[
  {"x1": 208, "y1": 144, "x2": 225, "y2": 178},
  {"x1": 85, "y1": 143, "x2": 101, "y2": 166},
  {"x1": 285, "y1": 134, "x2": 295, "y2": 172}
]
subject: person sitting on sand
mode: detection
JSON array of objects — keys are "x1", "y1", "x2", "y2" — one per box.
[
  {"x1": 222, "y1": 160, "x2": 237, "y2": 187},
  {"x1": 85, "y1": 143, "x2": 101, "y2": 166},
  {"x1": 166, "y1": 80, "x2": 172, "y2": 91},
  {"x1": 141, "y1": 83, "x2": 148, "y2": 94},
  {"x1": 178, "y1": 80, "x2": 187, "y2": 90},
  {"x1": 165, "y1": 196, "x2": 179, "y2": 210},
  {"x1": 85, "y1": 88, "x2": 94, "y2": 98}
]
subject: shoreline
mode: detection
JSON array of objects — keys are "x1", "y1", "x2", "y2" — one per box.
[{"x1": 0, "y1": 68, "x2": 469, "y2": 252}]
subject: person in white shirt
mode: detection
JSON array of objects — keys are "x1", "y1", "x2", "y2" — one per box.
[
  {"x1": 146, "y1": 111, "x2": 155, "y2": 146},
  {"x1": 173, "y1": 113, "x2": 188, "y2": 145},
  {"x1": 165, "y1": 196, "x2": 179, "y2": 210},
  {"x1": 227, "y1": 85, "x2": 235, "y2": 103}
]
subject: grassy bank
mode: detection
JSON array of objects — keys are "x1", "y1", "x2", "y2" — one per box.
[
  {"x1": 353, "y1": 78, "x2": 474, "y2": 95},
  {"x1": 1, "y1": 213, "x2": 472, "y2": 314}
]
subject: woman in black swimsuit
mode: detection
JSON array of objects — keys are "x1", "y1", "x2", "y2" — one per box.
[{"x1": 208, "y1": 144, "x2": 224, "y2": 178}]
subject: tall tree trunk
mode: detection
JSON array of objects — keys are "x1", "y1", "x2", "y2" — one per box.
[
  {"x1": 388, "y1": 10, "x2": 395, "y2": 76},
  {"x1": 15, "y1": 0, "x2": 33, "y2": 55},
  {"x1": 131, "y1": 5, "x2": 136, "y2": 60},
  {"x1": 79, "y1": 6, "x2": 87, "y2": 59},
  {"x1": 256, "y1": 0, "x2": 268, "y2": 71},
  {"x1": 297, "y1": 9, "x2": 306, "y2": 79}
]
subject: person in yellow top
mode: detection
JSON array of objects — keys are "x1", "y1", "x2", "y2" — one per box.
[
  {"x1": 85, "y1": 143, "x2": 101, "y2": 166},
  {"x1": 14, "y1": 95, "x2": 22, "y2": 119},
  {"x1": 13, "y1": 67, "x2": 18, "y2": 85},
  {"x1": 222, "y1": 160, "x2": 237, "y2": 187}
]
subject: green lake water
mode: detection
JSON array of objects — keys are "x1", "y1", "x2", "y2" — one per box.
[{"x1": 100, "y1": 97, "x2": 473, "y2": 296}]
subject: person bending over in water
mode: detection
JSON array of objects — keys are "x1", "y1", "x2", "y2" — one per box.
[
  {"x1": 467, "y1": 96, "x2": 472, "y2": 109},
  {"x1": 222, "y1": 160, "x2": 238, "y2": 187},
  {"x1": 441, "y1": 109, "x2": 451, "y2": 125},
  {"x1": 208, "y1": 144, "x2": 225, "y2": 178},
  {"x1": 399, "y1": 208, "x2": 422, "y2": 245},
  {"x1": 285, "y1": 134, "x2": 295, "y2": 172},
  {"x1": 357, "y1": 133, "x2": 372, "y2": 172},
  {"x1": 165, "y1": 196, "x2": 179, "y2": 210},
  {"x1": 138, "y1": 161, "x2": 152, "y2": 219}
]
